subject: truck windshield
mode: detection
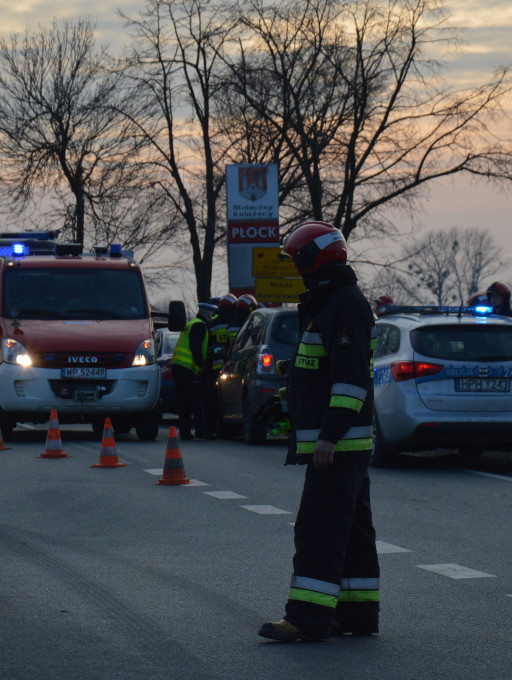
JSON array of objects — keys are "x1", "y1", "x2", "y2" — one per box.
[{"x1": 3, "y1": 267, "x2": 148, "y2": 320}]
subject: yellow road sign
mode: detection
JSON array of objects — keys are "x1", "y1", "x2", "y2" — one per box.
[
  {"x1": 252, "y1": 247, "x2": 297, "y2": 277},
  {"x1": 255, "y1": 276, "x2": 305, "y2": 303}
]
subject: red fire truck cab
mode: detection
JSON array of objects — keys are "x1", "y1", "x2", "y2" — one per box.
[{"x1": 0, "y1": 232, "x2": 161, "y2": 441}]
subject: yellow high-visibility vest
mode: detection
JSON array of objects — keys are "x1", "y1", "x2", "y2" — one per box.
[{"x1": 171, "y1": 318, "x2": 208, "y2": 374}]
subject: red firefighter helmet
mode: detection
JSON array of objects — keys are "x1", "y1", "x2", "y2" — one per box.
[
  {"x1": 237, "y1": 293, "x2": 258, "y2": 313},
  {"x1": 374, "y1": 295, "x2": 393, "y2": 307},
  {"x1": 218, "y1": 293, "x2": 238, "y2": 311},
  {"x1": 282, "y1": 221, "x2": 347, "y2": 275},
  {"x1": 486, "y1": 281, "x2": 511, "y2": 302},
  {"x1": 467, "y1": 292, "x2": 488, "y2": 306}
]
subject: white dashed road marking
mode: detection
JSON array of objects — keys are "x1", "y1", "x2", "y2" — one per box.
[
  {"x1": 240, "y1": 505, "x2": 292, "y2": 515},
  {"x1": 204, "y1": 491, "x2": 248, "y2": 499},
  {"x1": 463, "y1": 470, "x2": 512, "y2": 483},
  {"x1": 377, "y1": 541, "x2": 412, "y2": 554},
  {"x1": 417, "y1": 564, "x2": 497, "y2": 579}
]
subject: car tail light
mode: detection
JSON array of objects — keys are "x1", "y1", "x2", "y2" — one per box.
[
  {"x1": 390, "y1": 360, "x2": 443, "y2": 382},
  {"x1": 257, "y1": 352, "x2": 275, "y2": 374}
]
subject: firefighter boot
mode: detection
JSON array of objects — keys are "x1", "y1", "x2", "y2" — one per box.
[
  {"x1": 258, "y1": 619, "x2": 326, "y2": 642},
  {"x1": 331, "y1": 606, "x2": 379, "y2": 637}
]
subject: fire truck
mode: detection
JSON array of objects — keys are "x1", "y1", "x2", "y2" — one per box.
[{"x1": 0, "y1": 231, "x2": 161, "y2": 440}]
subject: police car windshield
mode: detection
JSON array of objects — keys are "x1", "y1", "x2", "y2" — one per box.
[
  {"x1": 410, "y1": 325, "x2": 512, "y2": 362},
  {"x1": 4, "y1": 268, "x2": 147, "y2": 320}
]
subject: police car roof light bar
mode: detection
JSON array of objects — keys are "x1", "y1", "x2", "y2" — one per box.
[
  {"x1": 380, "y1": 304, "x2": 493, "y2": 317},
  {"x1": 0, "y1": 230, "x2": 60, "y2": 241}
]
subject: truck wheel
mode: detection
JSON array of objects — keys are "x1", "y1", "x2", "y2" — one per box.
[
  {"x1": 370, "y1": 414, "x2": 396, "y2": 468},
  {"x1": 243, "y1": 398, "x2": 266, "y2": 446},
  {"x1": 457, "y1": 446, "x2": 484, "y2": 457},
  {"x1": 91, "y1": 418, "x2": 105, "y2": 440},
  {"x1": 136, "y1": 406, "x2": 161, "y2": 441},
  {"x1": 0, "y1": 411, "x2": 14, "y2": 442}
]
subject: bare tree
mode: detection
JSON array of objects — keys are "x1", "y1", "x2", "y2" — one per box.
[
  {"x1": 369, "y1": 226, "x2": 505, "y2": 305},
  {"x1": 217, "y1": 0, "x2": 353, "y2": 228},
  {"x1": 120, "y1": 0, "x2": 239, "y2": 302},
  {"x1": 0, "y1": 17, "x2": 153, "y2": 248},
  {"x1": 219, "y1": 0, "x2": 512, "y2": 240}
]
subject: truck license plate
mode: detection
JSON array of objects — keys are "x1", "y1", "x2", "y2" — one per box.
[
  {"x1": 61, "y1": 367, "x2": 106, "y2": 379},
  {"x1": 455, "y1": 378, "x2": 510, "y2": 392}
]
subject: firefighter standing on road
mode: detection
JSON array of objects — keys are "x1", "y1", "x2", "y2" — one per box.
[
  {"x1": 208, "y1": 294, "x2": 238, "y2": 373},
  {"x1": 204, "y1": 294, "x2": 238, "y2": 434},
  {"x1": 373, "y1": 294, "x2": 393, "y2": 318},
  {"x1": 486, "y1": 281, "x2": 512, "y2": 317},
  {"x1": 226, "y1": 294, "x2": 258, "y2": 348},
  {"x1": 259, "y1": 221, "x2": 380, "y2": 642},
  {"x1": 171, "y1": 302, "x2": 217, "y2": 440}
]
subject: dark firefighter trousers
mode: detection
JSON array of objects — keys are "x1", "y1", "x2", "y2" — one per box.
[
  {"x1": 172, "y1": 364, "x2": 207, "y2": 436},
  {"x1": 285, "y1": 458, "x2": 380, "y2": 638}
]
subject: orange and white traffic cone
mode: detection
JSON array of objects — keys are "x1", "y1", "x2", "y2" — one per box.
[
  {"x1": 40, "y1": 409, "x2": 68, "y2": 458},
  {"x1": 156, "y1": 426, "x2": 190, "y2": 485},
  {"x1": 91, "y1": 417, "x2": 127, "y2": 468},
  {"x1": 0, "y1": 425, "x2": 12, "y2": 451}
]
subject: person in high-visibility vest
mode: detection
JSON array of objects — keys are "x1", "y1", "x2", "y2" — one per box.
[{"x1": 171, "y1": 302, "x2": 217, "y2": 440}]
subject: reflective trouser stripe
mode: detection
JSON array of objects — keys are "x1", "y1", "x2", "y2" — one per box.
[
  {"x1": 289, "y1": 575, "x2": 340, "y2": 608},
  {"x1": 289, "y1": 588, "x2": 338, "y2": 608},
  {"x1": 329, "y1": 395, "x2": 363, "y2": 412},
  {"x1": 338, "y1": 590, "x2": 380, "y2": 602},
  {"x1": 339, "y1": 577, "x2": 380, "y2": 602},
  {"x1": 341, "y1": 577, "x2": 380, "y2": 589}
]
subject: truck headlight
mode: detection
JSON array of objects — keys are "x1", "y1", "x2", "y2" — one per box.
[
  {"x1": 2, "y1": 338, "x2": 33, "y2": 366},
  {"x1": 132, "y1": 338, "x2": 155, "y2": 366}
]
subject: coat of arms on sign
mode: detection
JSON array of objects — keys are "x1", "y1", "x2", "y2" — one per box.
[{"x1": 238, "y1": 167, "x2": 267, "y2": 202}]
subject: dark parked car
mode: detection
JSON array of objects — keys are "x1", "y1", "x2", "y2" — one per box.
[
  {"x1": 155, "y1": 328, "x2": 181, "y2": 414},
  {"x1": 216, "y1": 307, "x2": 299, "y2": 444}
]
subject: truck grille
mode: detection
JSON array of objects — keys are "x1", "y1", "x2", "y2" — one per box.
[
  {"x1": 49, "y1": 380, "x2": 116, "y2": 399},
  {"x1": 34, "y1": 352, "x2": 127, "y2": 368}
]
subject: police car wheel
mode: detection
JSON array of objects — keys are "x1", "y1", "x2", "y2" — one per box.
[
  {"x1": 370, "y1": 414, "x2": 396, "y2": 468},
  {"x1": 243, "y1": 398, "x2": 267, "y2": 446}
]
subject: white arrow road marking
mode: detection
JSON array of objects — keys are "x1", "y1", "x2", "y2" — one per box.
[
  {"x1": 417, "y1": 564, "x2": 496, "y2": 579},
  {"x1": 376, "y1": 541, "x2": 412, "y2": 554},
  {"x1": 240, "y1": 505, "x2": 292, "y2": 515},
  {"x1": 204, "y1": 491, "x2": 248, "y2": 499}
]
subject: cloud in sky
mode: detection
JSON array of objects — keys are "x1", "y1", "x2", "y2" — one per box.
[
  {"x1": 1, "y1": 0, "x2": 510, "y2": 77},
  {"x1": 0, "y1": 0, "x2": 511, "y2": 253}
]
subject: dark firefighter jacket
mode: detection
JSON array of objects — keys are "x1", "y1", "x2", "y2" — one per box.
[{"x1": 286, "y1": 265, "x2": 376, "y2": 465}]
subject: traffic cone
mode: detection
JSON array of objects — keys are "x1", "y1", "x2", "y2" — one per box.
[
  {"x1": 156, "y1": 426, "x2": 190, "y2": 485},
  {"x1": 0, "y1": 425, "x2": 12, "y2": 451},
  {"x1": 40, "y1": 409, "x2": 68, "y2": 458},
  {"x1": 91, "y1": 417, "x2": 127, "y2": 468}
]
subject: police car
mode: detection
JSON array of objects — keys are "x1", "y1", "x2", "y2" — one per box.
[{"x1": 372, "y1": 304, "x2": 512, "y2": 466}]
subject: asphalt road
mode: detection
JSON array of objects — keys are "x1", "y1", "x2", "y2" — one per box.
[{"x1": 1, "y1": 423, "x2": 511, "y2": 680}]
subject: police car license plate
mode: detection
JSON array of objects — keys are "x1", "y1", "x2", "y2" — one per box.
[
  {"x1": 455, "y1": 378, "x2": 510, "y2": 392},
  {"x1": 61, "y1": 367, "x2": 106, "y2": 379}
]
